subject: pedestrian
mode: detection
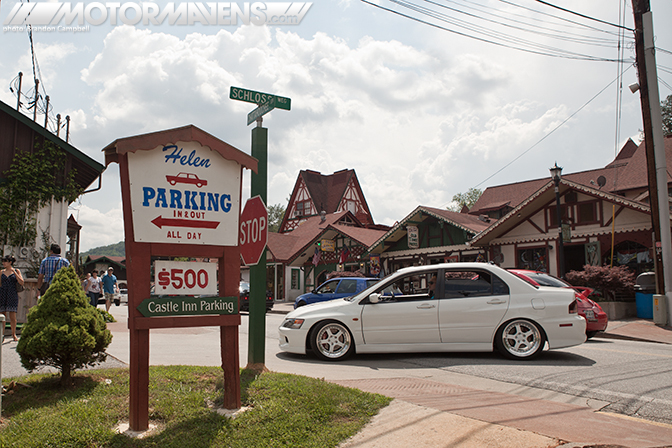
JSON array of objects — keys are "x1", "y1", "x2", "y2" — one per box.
[
  {"x1": 1, "y1": 255, "x2": 24, "y2": 342},
  {"x1": 82, "y1": 272, "x2": 91, "y2": 291},
  {"x1": 101, "y1": 267, "x2": 118, "y2": 312},
  {"x1": 36, "y1": 243, "x2": 70, "y2": 296},
  {"x1": 87, "y1": 270, "x2": 102, "y2": 307}
]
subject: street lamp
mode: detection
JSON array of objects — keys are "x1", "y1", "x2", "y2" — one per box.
[{"x1": 550, "y1": 163, "x2": 565, "y2": 278}]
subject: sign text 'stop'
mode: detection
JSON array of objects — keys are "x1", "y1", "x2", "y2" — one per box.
[{"x1": 230, "y1": 86, "x2": 291, "y2": 111}]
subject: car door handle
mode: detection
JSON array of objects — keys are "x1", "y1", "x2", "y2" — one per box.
[
  {"x1": 487, "y1": 299, "x2": 507, "y2": 305},
  {"x1": 417, "y1": 303, "x2": 436, "y2": 309}
]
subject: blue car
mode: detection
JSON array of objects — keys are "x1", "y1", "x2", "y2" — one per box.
[{"x1": 294, "y1": 277, "x2": 380, "y2": 308}]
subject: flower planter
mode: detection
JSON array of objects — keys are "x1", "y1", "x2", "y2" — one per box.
[{"x1": 599, "y1": 301, "x2": 637, "y2": 320}]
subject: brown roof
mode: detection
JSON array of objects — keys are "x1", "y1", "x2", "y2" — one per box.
[
  {"x1": 470, "y1": 135, "x2": 672, "y2": 215},
  {"x1": 470, "y1": 178, "x2": 654, "y2": 246},
  {"x1": 368, "y1": 205, "x2": 491, "y2": 254},
  {"x1": 268, "y1": 211, "x2": 375, "y2": 263}
]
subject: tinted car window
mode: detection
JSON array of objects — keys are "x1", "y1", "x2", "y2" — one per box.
[
  {"x1": 443, "y1": 270, "x2": 508, "y2": 298},
  {"x1": 336, "y1": 279, "x2": 358, "y2": 294},
  {"x1": 316, "y1": 280, "x2": 340, "y2": 294},
  {"x1": 378, "y1": 270, "x2": 438, "y2": 302},
  {"x1": 525, "y1": 272, "x2": 570, "y2": 288}
]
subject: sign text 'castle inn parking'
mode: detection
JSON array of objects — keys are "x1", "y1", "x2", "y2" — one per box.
[{"x1": 128, "y1": 141, "x2": 240, "y2": 245}]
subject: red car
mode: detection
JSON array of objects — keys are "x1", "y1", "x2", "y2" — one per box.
[
  {"x1": 509, "y1": 269, "x2": 608, "y2": 339},
  {"x1": 239, "y1": 281, "x2": 274, "y2": 312},
  {"x1": 166, "y1": 172, "x2": 208, "y2": 188}
]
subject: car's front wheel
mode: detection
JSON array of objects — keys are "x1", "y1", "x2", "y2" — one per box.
[
  {"x1": 495, "y1": 319, "x2": 545, "y2": 360},
  {"x1": 311, "y1": 321, "x2": 354, "y2": 361}
]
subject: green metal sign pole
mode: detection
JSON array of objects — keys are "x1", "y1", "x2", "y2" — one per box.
[{"x1": 248, "y1": 124, "x2": 268, "y2": 367}]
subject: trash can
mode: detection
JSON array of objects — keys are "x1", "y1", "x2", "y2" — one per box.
[{"x1": 634, "y1": 272, "x2": 656, "y2": 319}]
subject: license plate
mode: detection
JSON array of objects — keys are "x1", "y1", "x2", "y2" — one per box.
[{"x1": 584, "y1": 310, "x2": 596, "y2": 321}]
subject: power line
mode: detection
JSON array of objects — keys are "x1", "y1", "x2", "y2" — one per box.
[
  {"x1": 533, "y1": 0, "x2": 634, "y2": 31},
  {"x1": 473, "y1": 66, "x2": 634, "y2": 189},
  {"x1": 362, "y1": 0, "x2": 630, "y2": 62}
]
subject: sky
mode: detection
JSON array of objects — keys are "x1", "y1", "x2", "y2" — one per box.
[{"x1": 2, "y1": 0, "x2": 671, "y2": 252}]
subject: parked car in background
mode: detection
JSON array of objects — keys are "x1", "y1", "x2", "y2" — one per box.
[
  {"x1": 280, "y1": 263, "x2": 586, "y2": 361},
  {"x1": 239, "y1": 281, "x2": 274, "y2": 312},
  {"x1": 294, "y1": 277, "x2": 381, "y2": 308},
  {"x1": 508, "y1": 269, "x2": 608, "y2": 339},
  {"x1": 117, "y1": 288, "x2": 128, "y2": 305}
]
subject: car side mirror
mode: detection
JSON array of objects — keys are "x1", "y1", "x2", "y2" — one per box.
[{"x1": 369, "y1": 293, "x2": 381, "y2": 304}]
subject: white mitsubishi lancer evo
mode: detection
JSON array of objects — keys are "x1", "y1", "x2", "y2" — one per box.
[{"x1": 279, "y1": 263, "x2": 586, "y2": 361}]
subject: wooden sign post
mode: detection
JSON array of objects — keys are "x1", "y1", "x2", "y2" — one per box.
[{"x1": 103, "y1": 125, "x2": 258, "y2": 431}]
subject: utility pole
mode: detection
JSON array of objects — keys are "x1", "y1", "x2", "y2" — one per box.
[{"x1": 632, "y1": 0, "x2": 672, "y2": 324}]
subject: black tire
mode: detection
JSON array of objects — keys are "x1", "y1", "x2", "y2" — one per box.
[
  {"x1": 586, "y1": 331, "x2": 598, "y2": 339},
  {"x1": 495, "y1": 319, "x2": 545, "y2": 360},
  {"x1": 310, "y1": 321, "x2": 355, "y2": 361},
  {"x1": 296, "y1": 301, "x2": 307, "y2": 308}
]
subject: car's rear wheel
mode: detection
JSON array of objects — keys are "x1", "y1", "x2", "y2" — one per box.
[
  {"x1": 495, "y1": 319, "x2": 545, "y2": 360},
  {"x1": 311, "y1": 321, "x2": 354, "y2": 361},
  {"x1": 586, "y1": 331, "x2": 598, "y2": 339},
  {"x1": 296, "y1": 301, "x2": 307, "y2": 307}
]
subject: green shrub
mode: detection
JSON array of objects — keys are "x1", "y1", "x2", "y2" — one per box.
[{"x1": 16, "y1": 266, "x2": 112, "y2": 386}]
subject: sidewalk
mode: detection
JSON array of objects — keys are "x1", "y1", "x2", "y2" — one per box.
[{"x1": 3, "y1": 304, "x2": 672, "y2": 448}]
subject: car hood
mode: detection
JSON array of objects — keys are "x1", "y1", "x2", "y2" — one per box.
[{"x1": 286, "y1": 297, "x2": 354, "y2": 318}]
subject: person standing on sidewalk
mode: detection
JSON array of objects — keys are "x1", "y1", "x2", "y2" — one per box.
[
  {"x1": 36, "y1": 244, "x2": 70, "y2": 296},
  {"x1": 101, "y1": 267, "x2": 118, "y2": 312},
  {"x1": 1, "y1": 255, "x2": 24, "y2": 341}
]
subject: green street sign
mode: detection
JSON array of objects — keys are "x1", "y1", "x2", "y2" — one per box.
[
  {"x1": 137, "y1": 296, "x2": 238, "y2": 317},
  {"x1": 247, "y1": 97, "x2": 276, "y2": 125},
  {"x1": 230, "y1": 86, "x2": 291, "y2": 111}
]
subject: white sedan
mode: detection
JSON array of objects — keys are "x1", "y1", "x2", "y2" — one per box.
[{"x1": 279, "y1": 263, "x2": 586, "y2": 361}]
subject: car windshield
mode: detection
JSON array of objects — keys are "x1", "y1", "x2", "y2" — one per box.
[{"x1": 522, "y1": 272, "x2": 570, "y2": 288}]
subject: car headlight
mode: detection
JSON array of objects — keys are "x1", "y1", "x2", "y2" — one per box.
[{"x1": 281, "y1": 318, "x2": 305, "y2": 329}]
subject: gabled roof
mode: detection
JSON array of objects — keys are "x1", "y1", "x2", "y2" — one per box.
[
  {"x1": 300, "y1": 169, "x2": 360, "y2": 214},
  {"x1": 470, "y1": 136, "x2": 672, "y2": 216},
  {"x1": 83, "y1": 255, "x2": 126, "y2": 269},
  {"x1": 267, "y1": 211, "x2": 386, "y2": 264},
  {"x1": 0, "y1": 99, "x2": 105, "y2": 191},
  {"x1": 469, "y1": 178, "x2": 656, "y2": 247},
  {"x1": 102, "y1": 124, "x2": 257, "y2": 172},
  {"x1": 368, "y1": 205, "x2": 491, "y2": 254}
]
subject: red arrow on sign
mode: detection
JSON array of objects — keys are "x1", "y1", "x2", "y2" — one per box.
[{"x1": 151, "y1": 216, "x2": 220, "y2": 229}]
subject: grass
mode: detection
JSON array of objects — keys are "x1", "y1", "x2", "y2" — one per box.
[{"x1": 0, "y1": 366, "x2": 392, "y2": 448}]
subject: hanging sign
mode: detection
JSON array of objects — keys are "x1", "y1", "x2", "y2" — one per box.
[{"x1": 407, "y1": 225, "x2": 419, "y2": 249}]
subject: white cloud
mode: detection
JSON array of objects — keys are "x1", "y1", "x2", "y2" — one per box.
[{"x1": 71, "y1": 202, "x2": 124, "y2": 252}]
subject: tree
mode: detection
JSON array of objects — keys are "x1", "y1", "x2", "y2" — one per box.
[
  {"x1": 0, "y1": 139, "x2": 81, "y2": 247},
  {"x1": 662, "y1": 94, "x2": 672, "y2": 136},
  {"x1": 17, "y1": 266, "x2": 112, "y2": 386},
  {"x1": 448, "y1": 188, "x2": 482, "y2": 212},
  {"x1": 565, "y1": 265, "x2": 635, "y2": 301},
  {"x1": 268, "y1": 203, "x2": 286, "y2": 233}
]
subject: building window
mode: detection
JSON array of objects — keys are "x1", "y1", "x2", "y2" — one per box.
[
  {"x1": 517, "y1": 247, "x2": 548, "y2": 272},
  {"x1": 548, "y1": 205, "x2": 569, "y2": 227},
  {"x1": 291, "y1": 269, "x2": 300, "y2": 289},
  {"x1": 577, "y1": 202, "x2": 598, "y2": 224},
  {"x1": 294, "y1": 200, "x2": 311, "y2": 217}
]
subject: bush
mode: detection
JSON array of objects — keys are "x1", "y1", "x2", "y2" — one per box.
[
  {"x1": 565, "y1": 265, "x2": 636, "y2": 301},
  {"x1": 16, "y1": 266, "x2": 112, "y2": 386}
]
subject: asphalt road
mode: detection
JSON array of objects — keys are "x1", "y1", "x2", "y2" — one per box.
[{"x1": 4, "y1": 306, "x2": 671, "y2": 427}]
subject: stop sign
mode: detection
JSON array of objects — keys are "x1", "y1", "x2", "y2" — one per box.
[{"x1": 240, "y1": 196, "x2": 268, "y2": 266}]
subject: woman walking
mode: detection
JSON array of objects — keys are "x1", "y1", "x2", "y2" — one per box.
[
  {"x1": 87, "y1": 270, "x2": 102, "y2": 307},
  {"x1": 1, "y1": 255, "x2": 24, "y2": 341}
]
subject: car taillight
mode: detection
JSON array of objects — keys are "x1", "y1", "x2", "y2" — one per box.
[{"x1": 569, "y1": 299, "x2": 578, "y2": 314}]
